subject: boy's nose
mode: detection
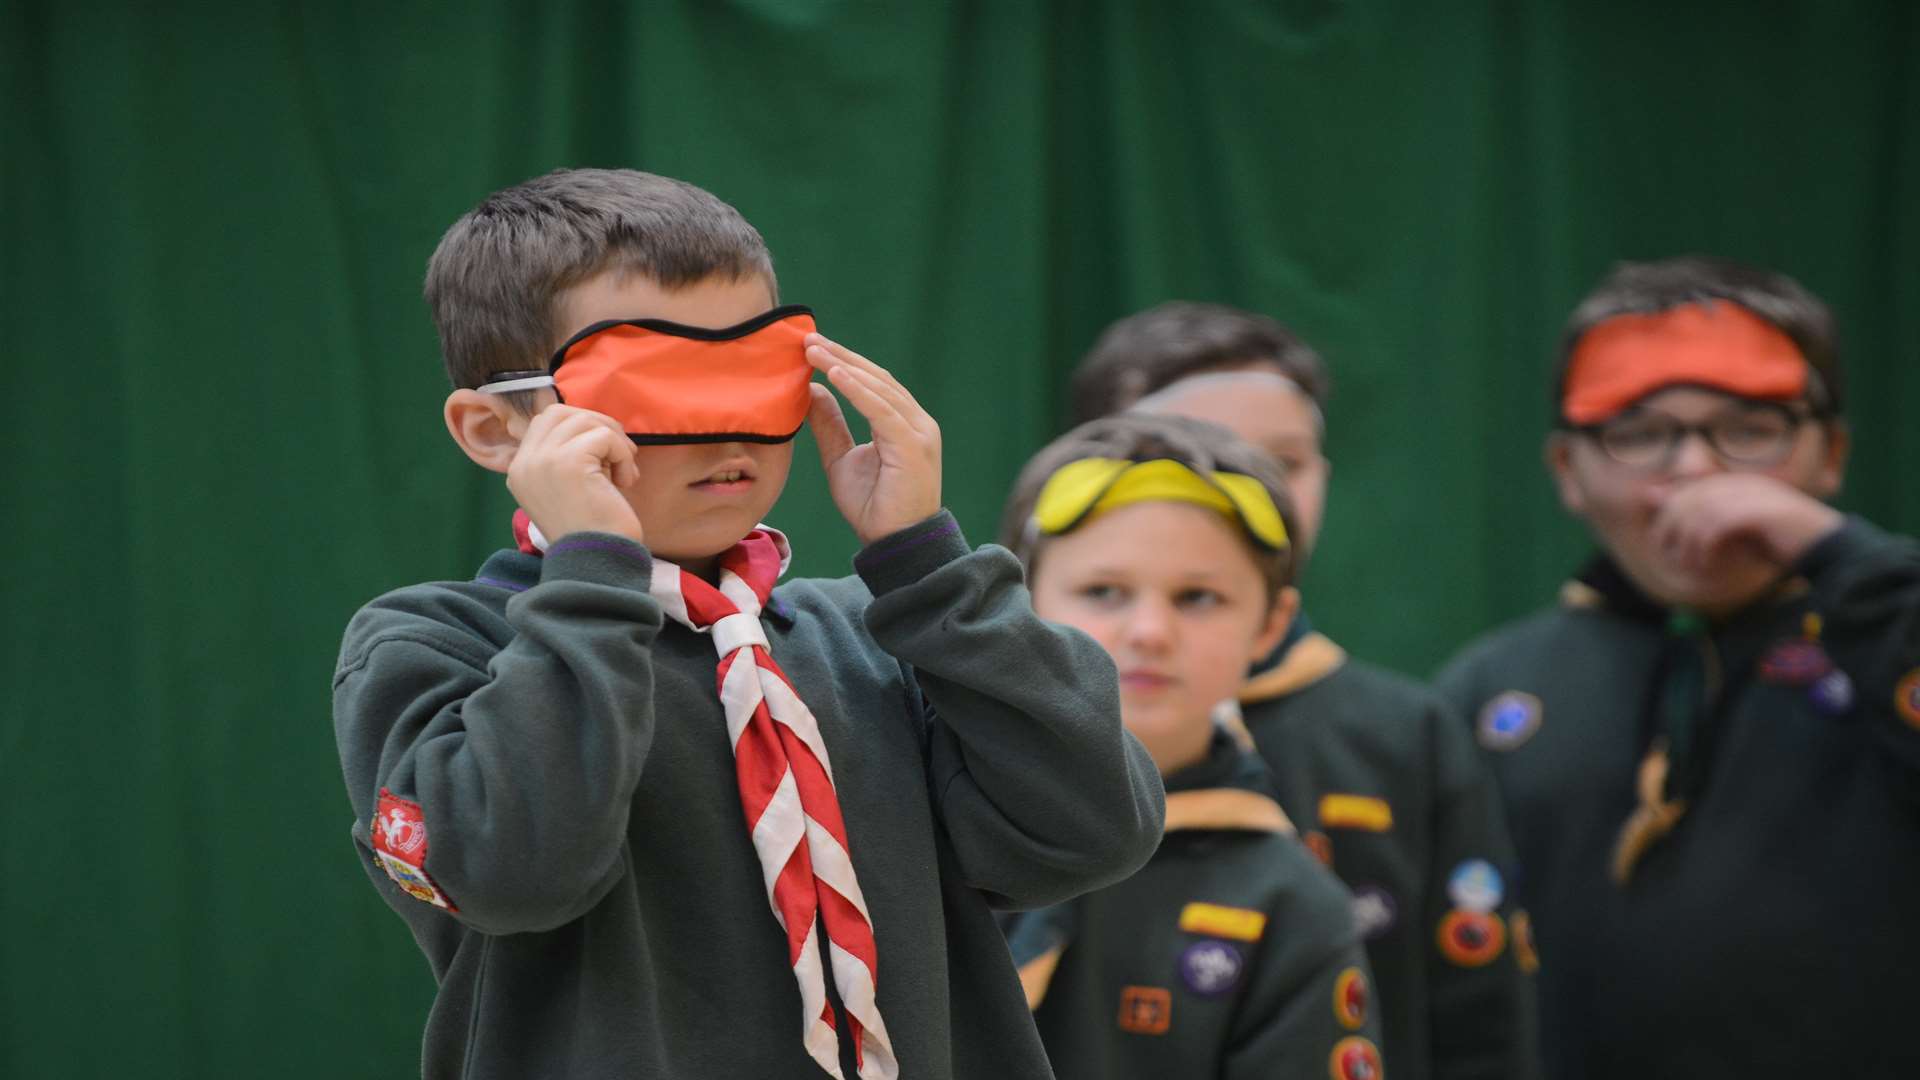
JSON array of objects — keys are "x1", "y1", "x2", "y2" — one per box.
[
  {"x1": 1122, "y1": 600, "x2": 1175, "y2": 651},
  {"x1": 1666, "y1": 429, "x2": 1724, "y2": 479}
]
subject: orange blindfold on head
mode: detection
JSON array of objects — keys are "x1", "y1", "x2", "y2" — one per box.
[
  {"x1": 1560, "y1": 300, "x2": 1808, "y2": 425},
  {"x1": 480, "y1": 305, "x2": 817, "y2": 444}
]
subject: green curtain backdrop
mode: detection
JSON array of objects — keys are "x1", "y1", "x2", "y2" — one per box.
[{"x1": 4, "y1": 2, "x2": 1915, "y2": 1075}]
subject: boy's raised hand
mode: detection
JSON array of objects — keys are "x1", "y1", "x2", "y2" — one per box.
[
  {"x1": 1651, "y1": 473, "x2": 1843, "y2": 574},
  {"x1": 506, "y1": 404, "x2": 646, "y2": 545},
  {"x1": 804, "y1": 333, "x2": 943, "y2": 546}
]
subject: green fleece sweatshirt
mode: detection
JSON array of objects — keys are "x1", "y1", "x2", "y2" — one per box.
[
  {"x1": 332, "y1": 511, "x2": 1165, "y2": 1079},
  {"x1": 1436, "y1": 516, "x2": 1920, "y2": 1080},
  {"x1": 1002, "y1": 732, "x2": 1384, "y2": 1080},
  {"x1": 1236, "y1": 634, "x2": 1534, "y2": 1080}
]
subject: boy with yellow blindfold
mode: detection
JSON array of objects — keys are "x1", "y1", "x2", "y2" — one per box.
[
  {"x1": 1438, "y1": 255, "x2": 1920, "y2": 1079},
  {"x1": 998, "y1": 413, "x2": 1385, "y2": 1080}
]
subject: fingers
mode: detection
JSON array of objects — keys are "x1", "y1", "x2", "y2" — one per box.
[
  {"x1": 807, "y1": 383, "x2": 856, "y2": 468},
  {"x1": 805, "y1": 334, "x2": 939, "y2": 440},
  {"x1": 825, "y1": 362, "x2": 918, "y2": 445}
]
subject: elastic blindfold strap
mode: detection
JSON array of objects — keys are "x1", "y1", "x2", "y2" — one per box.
[
  {"x1": 1032, "y1": 457, "x2": 1290, "y2": 551},
  {"x1": 477, "y1": 371, "x2": 556, "y2": 395}
]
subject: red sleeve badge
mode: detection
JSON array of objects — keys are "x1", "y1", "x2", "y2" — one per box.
[{"x1": 372, "y1": 789, "x2": 457, "y2": 912}]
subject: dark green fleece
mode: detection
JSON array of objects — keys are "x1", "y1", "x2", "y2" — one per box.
[
  {"x1": 1241, "y1": 649, "x2": 1535, "y2": 1080},
  {"x1": 332, "y1": 511, "x2": 1165, "y2": 1079},
  {"x1": 1436, "y1": 516, "x2": 1920, "y2": 1080},
  {"x1": 1003, "y1": 733, "x2": 1382, "y2": 1080}
]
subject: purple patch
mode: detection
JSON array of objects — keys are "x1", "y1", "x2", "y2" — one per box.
[
  {"x1": 1178, "y1": 940, "x2": 1245, "y2": 997},
  {"x1": 1808, "y1": 669, "x2": 1855, "y2": 715},
  {"x1": 1758, "y1": 640, "x2": 1833, "y2": 687}
]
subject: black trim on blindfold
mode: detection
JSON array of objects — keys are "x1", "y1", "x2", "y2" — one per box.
[
  {"x1": 547, "y1": 304, "x2": 816, "y2": 370},
  {"x1": 626, "y1": 424, "x2": 806, "y2": 446}
]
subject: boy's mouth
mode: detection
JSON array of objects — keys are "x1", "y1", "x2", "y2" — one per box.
[{"x1": 691, "y1": 462, "x2": 757, "y2": 493}]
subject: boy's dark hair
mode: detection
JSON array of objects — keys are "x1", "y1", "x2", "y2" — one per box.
[
  {"x1": 1556, "y1": 255, "x2": 1843, "y2": 420},
  {"x1": 1070, "y1": 302, "x2": 1330, "y2": 425},
  {"x1": 999, "y1": 413, "x2": 1299, "y2": 599},
  {"x1": 424, "y1": 168, "x2": 778, "y2": 396}
]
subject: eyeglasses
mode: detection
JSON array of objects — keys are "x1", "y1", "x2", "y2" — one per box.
[{"x1": 1569, "y1": 402, "x2": 1820, "y2": 469}]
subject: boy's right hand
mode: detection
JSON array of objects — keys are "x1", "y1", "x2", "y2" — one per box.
[{"x1": 506, "y1": 405, "x2": 645, "y2": 545}]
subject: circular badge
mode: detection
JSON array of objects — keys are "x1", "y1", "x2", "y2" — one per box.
[
  {"x1": 1808, "y1": 669, "x2": 1855, "y2": 715},
  {"x1": 1179, "y1": 940, "x2": 1246, "y2": 998},
  {"x1": 1758, "y1": 640, "x2": 1834, "y2": 687},
  {"x1": 1511, "y1": 909, "x2": 1540, "y2": 974},
  {"x1": 1332, "y1": 967, "x2": 1369, "y2": 1030},
  {"x1": 1447, "y1": 858, "x2": 1504, "y2": 913},
  {"x1": 1438, "y1": 909, "x2": 1507, "y2": 967},
  {"x1": 1350, "y1": 885, "x2": 1398, "y2": 942},
  {"x1": 1477, "y1": 690, "x2": 1543, "y2": 751},
  {"x1": 1328, "y1": 1035, "x2": 1383, "y2": 1080},
  {"x1": 1896, "y1": 669, "x2": 1920, "y2": 730},
  {"x1": 1304, "y1": 830, "x2": 1334, "y2": 866}
]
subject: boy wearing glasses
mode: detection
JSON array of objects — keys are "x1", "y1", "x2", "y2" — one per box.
[{"x1": 1437, "y1": 255, "x2": 1920, "y2": 1079}]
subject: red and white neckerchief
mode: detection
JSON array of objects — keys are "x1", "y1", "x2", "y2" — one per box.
[{"x1": 514, "y1": 512, "x2": 898, "y2": 1079}]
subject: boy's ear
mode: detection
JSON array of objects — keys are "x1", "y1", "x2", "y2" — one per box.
[
  {"x1": 1544, "y1": 432, "x2": 1588, "y2": 515},
  {"x1": 1252, "y1": 585, "x2": 1301, "y2": 662},
  {"x1": 444, "y1": 389, "x2": 533, "y2": 474}
]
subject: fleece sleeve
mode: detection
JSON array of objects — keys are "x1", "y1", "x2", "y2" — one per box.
[
  {"x1": 855, "y1": 511, "x2": 1166, "y2": 909},
  {"x1": 332, "y1": 533, "x2": 663, "y2": 935},
  {"x1": 1796, "y1": 516, "x2": 1920, "y2": 775},
  {"x1": 1224, "y1": 874, "x2": 1385, "y2": 1080}
]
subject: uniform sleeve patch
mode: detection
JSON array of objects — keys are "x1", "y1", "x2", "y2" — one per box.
[
  {"x1": 1117, "y1": 985, "x2": 1171, "y2": 1035},
  {"x1": 1477, "y1": 690, "x2": 1542, "y2": 751},
  {"x1": 1178, "y1": 902, "x2": 1267, "y2": 942},
  {"x1": 372, "y1": 789, "x2": 457, "y2": 911},
  {"x1": 1333, "y1": 967, "x2": 1369, "y2": 1030},
  {"x1": 1329, "y1": 1035, "x2": 1383, "y2": 1080},
  {"x1": 1318, "y1": 794, "x2": 1393, "y2": 832},
  {"x1": 1446, "y1": 858, "x2": 1505, "y2": 912},
  {"x1": 1437, "y1": 909, "x2": 1506, "y2": 967},
  {"x1": 1896, "y1": 669, "x2": 1920, "y2": 729}
]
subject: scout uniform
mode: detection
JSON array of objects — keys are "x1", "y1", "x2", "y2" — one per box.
[
  {"x1": 333, "y1": 511, "x2": 1165, "y2": 1079},
  {"x1": 1003, "y1": 730, "x2": 1386, "y2": 1080},
  {"x1": 1436, "y1": 518, "x2": 1920, "y2": 1079},
  {"x1": 1231, "y1": 612, "x2": 1535, "y2": 1080}
]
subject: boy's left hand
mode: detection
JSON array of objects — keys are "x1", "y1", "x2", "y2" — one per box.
[
  {"x1": 804, "y1": 333, "x2": 943, "y2": 546},
  {"x1": 1650, "y1": 473, "x2": 1844, "y2": 573}
]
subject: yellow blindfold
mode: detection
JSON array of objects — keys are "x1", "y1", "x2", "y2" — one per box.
[{"x1": 1032, "y1": 458, "x2": 1290, "y2": 551}]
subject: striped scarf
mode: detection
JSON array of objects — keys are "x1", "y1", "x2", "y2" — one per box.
[{"x1": 513, "y1": 512, "x2": 897, "y2": 1079}]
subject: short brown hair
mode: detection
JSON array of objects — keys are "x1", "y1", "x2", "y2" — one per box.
[
  {"x1": 1555, "y1": 255, "x2": 1842, "y2": 421},
  {"x1": 999, "y1": 413, "x2": 1299, "y2": 598},
  {"x1": 424, "y1": 168, "x2": 778, "y2": 392},
  {"x1": 1070, "y1": 302, "x2": 1330, "y2": 425}
]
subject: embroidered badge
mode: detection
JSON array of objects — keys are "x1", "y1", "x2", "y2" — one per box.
[
  {"x1": 1332, "y1": 967, "x2": 1369, "y2": 1030},
  {"x1": 1179, "y1": 902, "x2": 1268, "y2": 942},
  {"x1": 1329, "y1": 1036, "x2": 1384, "y2": 1080},
  {"x1": 1896, "y1": 669, "x2": 1920, "y2": 730},
  {"x1": 1178, "y1": 940, "x2": 1245, "y2": 997},
  {"x1": 1304, "y1": 830, "x2": 1334, "y2": 866},
  {"x1": 1758, "y1": 639, "x2": 1833, "y2": 687},
  {"x1": 1512, "y1": 909, "x2": 1540, "y2": 974},
  {"x1": 1319, "y1": 794, "x2": 1393, "y2": 832},
  {"x1": 1808, "y1": 669, "x2": 1855, "y2": 715},
  {"x1": 1350, "y1": 885, "x2": 1398, "y2": 942},
  {"x1": 372, "y1": 789, "x2": 456, "y2": 911},
  {"x1": 1438, "y1": 909, "x2": 1507, "y2": 967},
  {"x1": 1446, "y1": 858, "x2": 1504, "y2": 913},
  {"x1": 1477, "y1": 691, "x2": 1543, "y2": 751},
  {"x1": 1117, "y1": 986, "x2": 1172, "y2": 1035}
]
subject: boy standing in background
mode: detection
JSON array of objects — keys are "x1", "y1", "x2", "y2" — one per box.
[
  {"x1": 1076, "y1": 303, "x2": 1534, "y2": 1079},
  {"x1": 1438, "y1": 256, "x2": 1920, "y2": 1079}
]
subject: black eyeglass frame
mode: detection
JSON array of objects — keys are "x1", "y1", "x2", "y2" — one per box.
[{"x1": 1561, "y1": 399, "x2": 1831, "y2": 469}]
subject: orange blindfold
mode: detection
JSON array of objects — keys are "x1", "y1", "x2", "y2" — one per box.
[
  {"x1": 482, "y1": 306, "x2": 817, "y2": 444},
  {"x1": 1561, "y1": 301, "x2": 1807, "y2": 424}
]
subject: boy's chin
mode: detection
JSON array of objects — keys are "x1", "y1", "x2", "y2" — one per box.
[{"x1": 1621, "y1": 555, "x2": 1784, "y2": 620}]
